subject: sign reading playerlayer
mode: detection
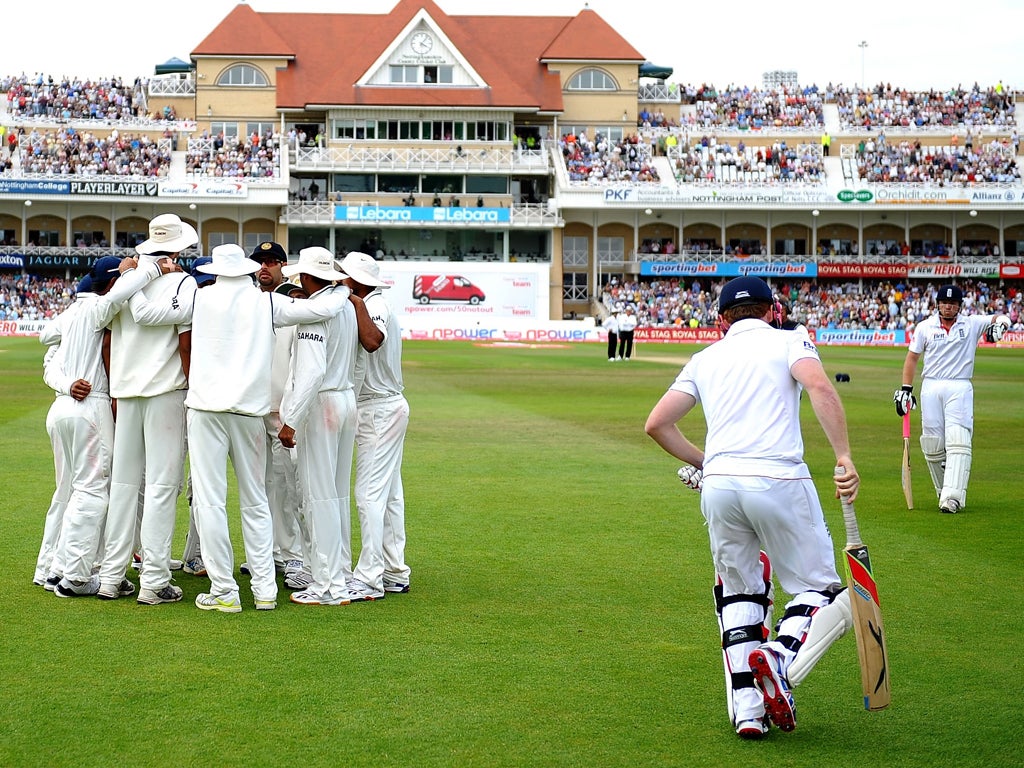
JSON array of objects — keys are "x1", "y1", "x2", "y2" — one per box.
[{"x1": 368, "y1": 262, "x2": 549, "y2": 322}]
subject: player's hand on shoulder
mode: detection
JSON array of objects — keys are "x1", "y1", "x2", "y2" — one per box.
[
  {"x1": 893, "y1": 385, "x2": 916, "y2": 416},
  {"x1": 677, "y1": 465, "x2": 703, "y2": 492}
]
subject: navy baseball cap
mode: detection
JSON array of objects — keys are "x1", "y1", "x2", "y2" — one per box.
[
  {"x1": 250, "y1": 241, "x2": 287, "y2": 263},
  {"x1": 938, "y1": 284, "x2": 963, "y2": 303},
  {"x1": 90, "y1": 256, "x2": 123, "y2": 288},
  {"x1": 77, "y1": 274, "x2": 94, "y2": 293},
  {"x1": 718, "y1": 276, "x2": 773, "y2": 312},
  {"x1": 190, "y1": 255, "x2": 216, "y2": 286}
]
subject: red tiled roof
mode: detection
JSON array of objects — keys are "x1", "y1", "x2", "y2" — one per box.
[{"x1": 192, "y1": 1, "x2": 643, "y2": 113}]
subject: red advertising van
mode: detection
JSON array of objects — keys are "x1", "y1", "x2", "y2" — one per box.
[{"x1": 412, "y1": 274, "x2": 486, "y2": 305}]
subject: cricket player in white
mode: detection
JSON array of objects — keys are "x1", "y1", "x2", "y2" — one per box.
[
  {"x1": 98, "y1": 214, "x2": 199, "y2": 605},
  {"x1": 35, "y1": 276, "x2": 94, "y2": 589},
  {"x1": 279, "y1": 248, "x2": 359, "y2": 606},
  {"x1": 339, "y1": 252, "x2": 411, "y2": 600},
  {"x1": 646, "y1": 276, "x2": 860, "y2": 739},
  {"x1": 895, "y1": 284, "x2": 1010, "y2": 513},
  {"x1": 40, "y1": 256, "x2": 168, "y2": 597}
]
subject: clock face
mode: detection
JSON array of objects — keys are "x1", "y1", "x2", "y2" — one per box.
[{"x1": 411, "y1": 32, "x2": 433, "y2": 54}]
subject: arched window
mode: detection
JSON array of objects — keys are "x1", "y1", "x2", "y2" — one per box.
[
  {"x1": 567, "y1": 69, "x2": 617, "y2": 91},
  {"x1": 217, "y1": 65, "x2": 269, "y2": 87}
]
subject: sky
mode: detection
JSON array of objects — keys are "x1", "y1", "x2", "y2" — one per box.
[{"x1": 4, "y1": 0, "x2": 1021, "y2": 91}]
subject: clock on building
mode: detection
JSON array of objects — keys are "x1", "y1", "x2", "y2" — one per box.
[{"x1": 411, "y1": 32, "x2": 433, "y2": 55}]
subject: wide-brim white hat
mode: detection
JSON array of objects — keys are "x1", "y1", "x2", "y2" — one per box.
[
  {"x1": 198, "y1": 243, "x2": 261, "y2": 277},
  {"x1": 136, "y1": 213, "x2": 199, "y2": 255},
  {"x1": 281, "y1": 246, "x2": 345, "y2": 282},
  {"x1": 337, "y1": 251, "x2": 389, "y2": 288}
]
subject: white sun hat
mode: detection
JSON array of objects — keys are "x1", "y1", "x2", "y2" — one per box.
[
  {"x1": 197, "y1": 243, "x2": 261, "y2": 277},
  {"x1": 337, "y1": 251, "x2": 389, "y2": 288},
  {"x1": 281, "y1": 246, "x2": 346, "y2": 282},
  {"x1": 135, "y1": 213, "x2": 199, "y2": 255}
]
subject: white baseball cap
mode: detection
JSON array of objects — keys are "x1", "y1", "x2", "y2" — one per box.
[
  {"x1": 281, "y1": 246, "x2": 345, "y2": 282},
  {"x1": 198, "y1": 244, "x2": 261, "y2": 277},
  {"x1": 136, "y1": 213, "x2": 199, "y2": 255},
  {"x1": 337, "y1": 251, "x2": 389, "y2": 288}
]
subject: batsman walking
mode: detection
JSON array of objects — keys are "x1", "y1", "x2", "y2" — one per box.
[
  {"x1": 646, "y1": 276, "x2": 860, "y2": 739},
  {"x1": 895, "y1": 284, "x2": 1010, "y2": 514}
]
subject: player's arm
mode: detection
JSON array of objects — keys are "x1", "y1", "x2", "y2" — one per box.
[
  {"x1": 982, "y1": 313, "x2": 1011, "y2": 342},
  {"x1": 41, "y1": 344, "x2": 73, "y2": 395},
  {"x1": 271, "y1": 285, "x2": 351, "y2": 328},
  {"x1": 349, "y1": 293, "x2": 385, "y2": 352},
  {"x1": 644, "y1": 389, "x2": 705, "y2": 468},
  {"x1": 178, "y1": 329, "x2": 192, "y2": 382},
  {"x1": 127, "y1": 275, "x2": 195, "y2": 327},
  {"x1": 792, "y1": 357, "x2": 859, "y2": 500},
  {"x1": 279, "y1": 321, "x2": 328, "y2": 443},
  {"x1": 901, "y1": 350, "x2": 921, "y2": 387}
]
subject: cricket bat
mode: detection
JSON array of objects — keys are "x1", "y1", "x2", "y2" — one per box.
[
  {"x1": 835, "y1": 467, "x2": 892, "y2": 711},
  {"x1": 901, "y1": 412, "x2": 914, "y2": 509}
]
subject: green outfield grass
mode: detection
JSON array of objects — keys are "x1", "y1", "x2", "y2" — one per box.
[{"x1": 1, "y1": 336, "x2": 1020, "y2": 767}]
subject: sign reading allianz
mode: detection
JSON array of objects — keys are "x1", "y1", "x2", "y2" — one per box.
[{"x1": 337, "y1": 205, "x2": 510, "y2": 224}]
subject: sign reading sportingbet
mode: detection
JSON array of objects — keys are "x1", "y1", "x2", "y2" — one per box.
[
  {"x1": 336, "y1": 205, "x2": 510, "y2": 224},
  {"x1": 642, "y1": 260, "x2": 818, "y2": 277}
]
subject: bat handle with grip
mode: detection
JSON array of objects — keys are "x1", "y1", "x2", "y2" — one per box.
[
  {"x1": 902, "y1": 411, "x2": 911, "y2": 440},
  {"x1": 835, "y1": 465, "x2": 862, "y2": 545}
]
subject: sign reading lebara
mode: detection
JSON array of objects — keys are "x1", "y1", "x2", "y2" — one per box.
[{"x1": 337, "y1": 205, "x2": 511, "y2": 224}]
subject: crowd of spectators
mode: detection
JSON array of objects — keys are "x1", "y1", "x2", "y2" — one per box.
[
  {"x1": 560, "y1": 131, "x2": 660, "y2": 184},
  {"x1": 671, "y1": 138, "x2": 825, "y2": 183},
  {"x1": 850, "y1": 134, "x2": 1019, "y2": 184},
  {"x1": 0, "y1": 275, "x2": 76, "y2": 321},
  {"x1": 185, "y1": 130, "x2": 280, "y2": 178},
  {"x1": 3, "y1": 74, "x2": 148, "y2": 122},
  {"x1": 602, "y1": 277, "x2": 1022, "y2": 332},
  {"x1": 835, "y1": 82, "x2": 1016, "y2": 129},
  {"x1": 674, "y1": 83, "x2": 825, "y2": 130},
  {"x1": 9, "y1": 127, "x2": 171, "y2": 177}
]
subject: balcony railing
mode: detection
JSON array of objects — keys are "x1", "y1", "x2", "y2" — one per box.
[{"x1": 291, "y1": 143, "x2": 550, "y2": 173}]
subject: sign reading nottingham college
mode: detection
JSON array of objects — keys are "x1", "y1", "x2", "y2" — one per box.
[{"x1": 336, "y1": 205, "x2": 511, "y2": 224}]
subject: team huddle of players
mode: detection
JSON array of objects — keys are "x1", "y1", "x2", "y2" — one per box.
[{"x1": 34, "y1": 212, "x2": 410, "y2": 610}]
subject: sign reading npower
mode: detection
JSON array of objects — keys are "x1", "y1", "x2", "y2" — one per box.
[{"x1": 366, "y1": 261, "x2": 550, "y2": 323}]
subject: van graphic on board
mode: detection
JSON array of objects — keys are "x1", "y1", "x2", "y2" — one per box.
[{"x1": 412, "y1": 275, "x2": 486, "y2": 305}]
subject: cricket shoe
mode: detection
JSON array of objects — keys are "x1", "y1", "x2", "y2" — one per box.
[
  {"x1": 54, "y1": 575, "x2": 100, "y2": 598},
  {"x1": 284, "y1": 567, "x2": 313, "y2": 590},
  {"x1": 97, "y1": 578, "x2": 136, "y2": 600},
  {"x1": 43, "y1": 574, "x2": 62, "y2": 592},
  {"x1": 183, "y1": 556, "x2": 207, "y2": 577},
  {"x1": 255, "y1": 599, "x2": 277, "y2": 611},
  {"x1": 939, "y1": 499, "x2": 962, "y2": 514},
  {"x1": 137, "y1": 584, "x2": 184, "y2": 605},
  {"x1": 735, "y1": 716, "x2": 770, "y2": 740},
  {"x1": 749, "y1": 648, "x2": 797, "y2": 732},
  {"x1": 195, "y1": 592, "x2": 242, "y2": 613},
  {"x1": 383, "y1": 577, "x2": 410, "y2": 594},
  {"x1": 339, "y1": 579, "x2": 385, "y2": 605},
  {"x1": 289, "y1": 588, "x2": 341, "y2": 606}
]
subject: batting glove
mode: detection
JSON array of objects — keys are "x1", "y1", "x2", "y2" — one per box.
[
  {"x1": 893, "y1": 385, "x2": 917, "y2": 416},
  {"x1": 985, "y1": 315, "x2": 1011, "y2": 343},
  {"x1": 677, "y1": 465, "x2": 703, "y2": 492}
]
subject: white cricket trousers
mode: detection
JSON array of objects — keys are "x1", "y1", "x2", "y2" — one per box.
[
  {"x1": 701, "y1": 474, "x2": 841, "y2": 597},
  {"x1": 37, "y1": 400, "x2": 72, "y2": 582},
  {"x1": 352, "y1": 394, "x2": 410, "y2": 590},
  {"x1": 920, "y1": 378, "x2": 974, "y2": 438},
  {"x1": 188, "y1": 409, "x2": 277, "y2": 604},
  {"x1": 46, "y1": 394, "x2": 114, "y2": 583},
  {"x1": 264, "y1": 411, "x2": 304, "y2": 565},
  {"x1": 295, "y1": 389, "x2": 356, "y2": 600},
  {"x1": 99, "y1": 390, "x2": 186, "y2": 592}
]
